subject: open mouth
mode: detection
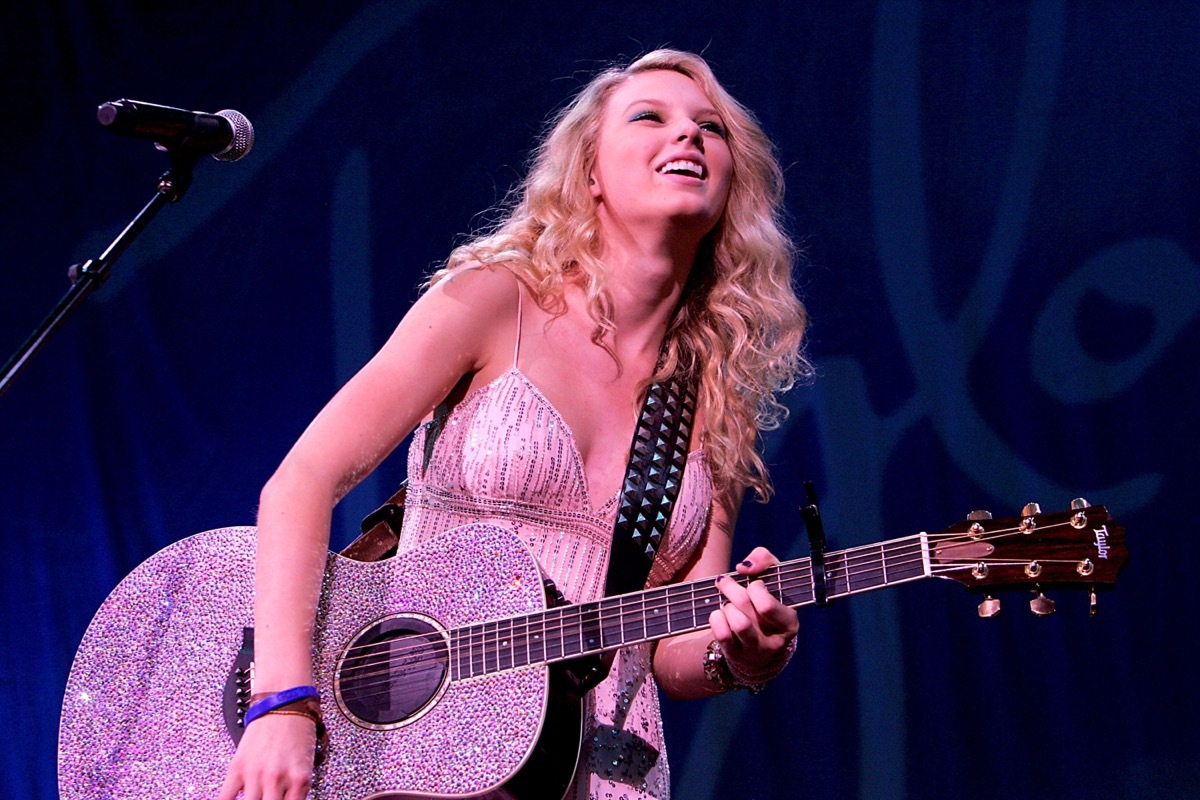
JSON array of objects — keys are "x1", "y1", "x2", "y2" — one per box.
[{"x1": 657, "y1": 159, "x2": 706, "y2": 180}]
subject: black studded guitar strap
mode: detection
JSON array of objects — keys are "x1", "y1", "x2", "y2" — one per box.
[{"x1": 604, "y1": 372, "x2": 697, "y2": 597}]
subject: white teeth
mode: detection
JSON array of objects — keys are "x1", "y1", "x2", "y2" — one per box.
[{"x1": 658, "y1": 160, "x2": 704, "y2": 178}]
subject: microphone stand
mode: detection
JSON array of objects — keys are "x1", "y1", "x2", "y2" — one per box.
[{"x1": 0, "y1": 147, "x2": 200, "y2": 398}]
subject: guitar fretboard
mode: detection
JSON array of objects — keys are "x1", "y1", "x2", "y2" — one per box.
[{"x1": 449, "y1": 533, "x2": 930, "y2": 680}]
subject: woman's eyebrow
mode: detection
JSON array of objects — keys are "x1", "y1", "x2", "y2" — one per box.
[{"x1": 623, "y1": 98, "x2": 721, "y2": 117}]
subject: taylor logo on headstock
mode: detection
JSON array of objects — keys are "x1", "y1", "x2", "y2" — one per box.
[{"x1": 1094, "y1": 525, "x2": 1111, "y2": 559}]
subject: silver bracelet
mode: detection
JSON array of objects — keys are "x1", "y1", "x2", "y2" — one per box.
[
  {"x1": 703, "y1": 639, "x2": 744, "y2": 692},
  {"x1": 703, "y1": 640, "x2": 776, "y2": 694},
  {"x1": 725, "y1": 635, "x2": 797, "y2": 687}
]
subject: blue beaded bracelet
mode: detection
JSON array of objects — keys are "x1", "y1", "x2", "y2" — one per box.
[{"x1": 244, "y1": 685, "x2": 320, "y2": 727}]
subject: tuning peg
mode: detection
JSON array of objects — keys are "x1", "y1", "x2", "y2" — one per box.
[
  {"x1": 967, "y1": 510, "x2": 992, "y2": 539},
  {"x1": 1021, "y1": 502, "x2": 1041, "y2": 516},
  {"x1": 1089, "y1": 589, "x2": 1098, "y2": 617},
  {"x1": 977, "y1": 596, "x2": 1001, "y2": 618},
  {"x1": 1030, "y1": 591, "x2": 1056, "y2": 617},
  {"x1": 1070, "y1": 497, "x2": 1091, "y2": 510}
]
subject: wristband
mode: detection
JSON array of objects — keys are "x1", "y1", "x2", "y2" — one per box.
[{"x1": 244, "y1": 685, "x2": 320, "y2": 727}]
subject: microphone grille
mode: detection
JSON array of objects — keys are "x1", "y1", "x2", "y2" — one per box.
[{"x1": 214, "y1": 109, "x2": 255, "y2": 162}]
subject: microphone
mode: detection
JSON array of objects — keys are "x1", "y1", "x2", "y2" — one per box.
[{"x1": 96, "y1": 99, "x2": 254, "y2": 162}]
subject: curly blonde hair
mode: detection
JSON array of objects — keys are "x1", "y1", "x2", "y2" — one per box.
[{"x1": 431, "y1": 49, "x2": 809, "y2": 500}]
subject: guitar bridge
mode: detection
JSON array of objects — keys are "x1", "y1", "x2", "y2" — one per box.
[{"x1": 221, "y1": 627, "x2": 256, "y2": 744}]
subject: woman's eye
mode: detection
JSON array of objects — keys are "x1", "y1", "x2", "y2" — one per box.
[
  {"x1": 700, "y1": 121, "x2": 727, "y2": 138},
  {"x1": 631, "y1": 110, "x2": 663, "y2": 123}
]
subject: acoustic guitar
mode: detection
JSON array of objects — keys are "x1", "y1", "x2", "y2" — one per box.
[{"x1": 58, "y1": 502, "x2": 1126, "y2": 799}]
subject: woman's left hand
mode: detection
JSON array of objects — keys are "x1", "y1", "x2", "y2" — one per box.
[{"x1": 709, "y1": 546, "x2": 799, "y2": 682}]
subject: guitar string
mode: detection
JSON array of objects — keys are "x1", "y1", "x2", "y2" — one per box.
[
  {"x1": 338, "y1": 552, "x2": 1093, "y2": 707},
  {"x1": 330, "y1": 519, "x2": 1080, "y2": 696},
  {"x1": 332, "y1": 519, "x2": 1077, "y2": 694},
  {"x1": 329, "y1": 520, "x2": 1090, "y2": 697},
  {"x1": 334, "y1": 520, "x2": 1052, "y2": 668},
  {"x1": 334, "y1": 530, "x2": 927, "y2": 666}
]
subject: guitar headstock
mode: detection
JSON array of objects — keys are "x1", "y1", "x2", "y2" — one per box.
[{"x1": 929, "y1": 500, "x2": 1127, "y2": 617}]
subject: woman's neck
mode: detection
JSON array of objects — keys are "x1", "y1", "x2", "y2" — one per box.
[{"x1": 599, "y1": 250, "x2": 691, "y2": 362}]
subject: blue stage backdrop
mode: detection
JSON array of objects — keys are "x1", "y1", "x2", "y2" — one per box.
[{"x1": 2, "y1": 2, "x2": 1196, "y2": 798}]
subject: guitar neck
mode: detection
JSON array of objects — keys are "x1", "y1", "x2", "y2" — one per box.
[{"x1": 449, "y1": 533, "x2": 930, "y2": 679}]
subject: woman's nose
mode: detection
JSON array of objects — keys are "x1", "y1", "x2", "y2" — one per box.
[{"x1": 676, "y1": 120, "x2": 703, "y2": 148}]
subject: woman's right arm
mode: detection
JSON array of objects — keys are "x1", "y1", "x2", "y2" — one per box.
[{"x1": 217, "y1": 265, "x2": 520, "y2": 800}]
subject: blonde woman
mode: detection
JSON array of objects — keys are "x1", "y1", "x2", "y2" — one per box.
[{"x1": 221, "y1": 49, "x2": 808, "y2": 800}]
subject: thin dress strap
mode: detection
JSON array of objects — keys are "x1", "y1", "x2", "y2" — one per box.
[{"x1": 513, "y1": 278, "x2": 523, "y2": 370}]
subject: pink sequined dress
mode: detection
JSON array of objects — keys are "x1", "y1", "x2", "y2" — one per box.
[{"x1": 397, "y1": 290, "x2": 713, "y2": 800}]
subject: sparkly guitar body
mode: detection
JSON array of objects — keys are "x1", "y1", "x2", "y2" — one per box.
[
  {"x1": 59, "y1": 505, "x2": 1127, "y2": 799},
  {"x1": 59, "y1": 523, "x2": 584, "y2": 800}
]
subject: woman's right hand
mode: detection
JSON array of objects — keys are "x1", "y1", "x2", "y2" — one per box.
[{"x1": 217, "y1": 714, "x2": 318, "y2": 800}]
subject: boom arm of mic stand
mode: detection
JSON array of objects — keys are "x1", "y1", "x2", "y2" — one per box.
[{"x1": 0, "y1": 152, "x2": 198, "y2": 399}]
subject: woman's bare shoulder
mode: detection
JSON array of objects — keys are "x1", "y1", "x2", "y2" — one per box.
[
  {"x1": 427, "y1": 261, "x2": 527, "y2": 311},
  {"x1": 382, "y1": 262, "x2": 526, "y2": 380}
]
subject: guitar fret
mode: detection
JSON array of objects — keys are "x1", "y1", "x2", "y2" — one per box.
[
  {"x1": 531, "y1": 615, "x2": 545, "y2": 664},
  {"x1": 490, "y1": 621, "x2": 502, "y2": 673},
  {"x1": 886, "y1": 538, "x2": 927, "y2": 583},
  {"x1": 462, "y1": 629, "x2": 470, "y2": 679},
  {"x1": 513, "y1": 616, "x2": 531, "y2": 669},
  {"x1": 544, "y1": 608, "x2": 566, "y2": 662},
  {"x1": 471, "y1": 623, "x2": 487, "y2": 677},
  {"x1": 669, "y1": 583, "x2": 697, "y2": 633},
  {"x1": 858, "y1": 549, "x2": 883, "y2": 591},
  {"x1": 522, "y1": 618, "x2": 533, "y2": 665},
  {"x1": 598, "y1": 602, "x2": 619, "y2": 650},
  {"x1": 771, "y1": 571, "x2": 789, "y2": 607},
  {"x1": 777, "y1": 561, "x2": 812, "y2": 607},
  {"x1": 500, "y1": 618, "x2": 515, "y2": 671},
  {"x1": 619, "y1": 594, "x2": 647, "y2": 644},
  {"x1": 686, "y1": 582, "x2": 710, "y2": 633},
  {"x1": 463, "y1": 623, "x2": 472, "y2": 676},
  {"x1": 579, "y1": 602, "x2": 601, "y2": 655},
  {"x1": 564, "y1": 604, "x2": 597, "y2": 662},
  {"x1": 483, "y1": 621, "x2": 498, "y2": 674},
  {"x1": 645, "y1": 588, "x2": 669, "y2": 639},
  {"x1": 828, "y1": 551, "x2": 849, "y2": 597}
]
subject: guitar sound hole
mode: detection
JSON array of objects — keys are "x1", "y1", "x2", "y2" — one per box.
[{"x1": 334, "y1": 613, "x2": 449, "y2": 729}]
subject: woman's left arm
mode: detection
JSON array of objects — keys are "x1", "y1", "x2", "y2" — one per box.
[{"x1": 652, "y1": 486, "x2": 800, "y2": 699}]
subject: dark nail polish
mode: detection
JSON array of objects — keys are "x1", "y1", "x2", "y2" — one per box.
[{"x1": 741, "y1": 560, "x2": 752, "y2": 568}]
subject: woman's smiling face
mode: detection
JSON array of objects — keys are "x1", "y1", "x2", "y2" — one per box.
[{"x1": 589, "y1": 69, "x2": 733, "y2": 242}]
